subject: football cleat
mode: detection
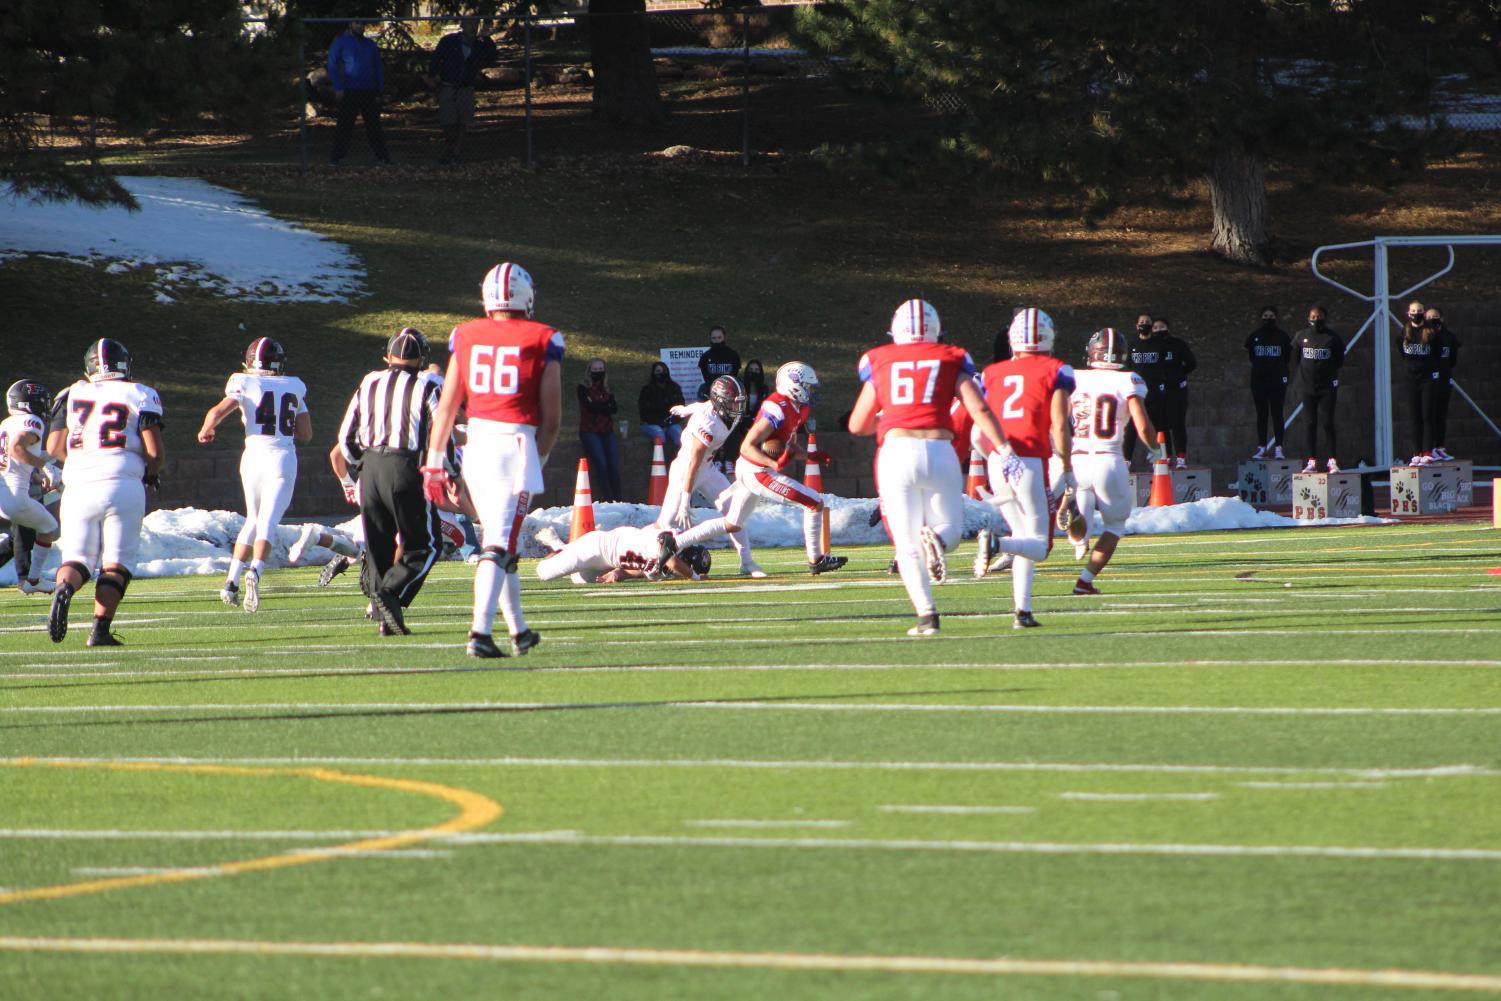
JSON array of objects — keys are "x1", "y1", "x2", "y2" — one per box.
[
  {"x1": 220, "y1": 582, "x2": 240, "y2": 607},
  {"x1": 994, "y1": 553, "x2": 1014, "y2": 573},
  {"x1": 907, "y1": 612, "x2": 940, "y2": 637},
  {"x1": 654, "y1": 530, "x2": 679, "y2": 568},
  {"x1": 19, "y1": 577, "x2": 55, "y2": 595},
  {"x1": 48, "y1": 583, "x2": 74, "y2": 643},
  {"x1": 1073, "y1": 578, "x2": 1102, "y2": 595},
  {"x1": 288, "y1": 524, "x2": 318, "y2": 565},
  {"x1": 1302, "y1": 458, "x2": 1318, "y2": 473},
  {"x1": 1072, "y1": 537, "x2": 1091, "y2": 561},
  {"x1": 739, "y1": 560, "x2": 768, "y2": 579},
  {"x1": 1251, "y1": 445, "x2": 1267, "y2": 460},
  {"x1": 973, "y1": 528, "x2": 998, "y2": 578},
  {"x1": 243, "y1": 570, "x2": 261, "y2": 614},
  {"x1": 87, "y1": 621, "x2": 123, "y2": 647},
  {"x1": 371, "y1": 591, "x2": 409, "y2": 636},
  {"x1": 1013, "y1": 610, "x2": 1041, "y2": 629},
  {"x1": 919, "y1": 526, "x2": 947, "y2": 584},
  {"x1": 887, "y1": 558, "x2": 901, "y2": 576},
  {"x1": 318, "y1": 555, "x2": 352, "y2": 587},
  {"x1": 809, "y1": 554, "x2": 847, "y2": 575},
  {"x1": 364, "y1": 601, "x2": 377, "y2": 621},
  {"x1": 511, "y1": 629, "x2": 542, "y2": 656},
  {"x1": 466, "y1": 632, "x2": 508, "y2": 658}
]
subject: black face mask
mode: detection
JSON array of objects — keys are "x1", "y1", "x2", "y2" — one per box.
[
  {"x1": 1262, "y1": 317, "x2": 1276, "y2": 328},
  {"x1": 1408, "y1": 315, "x2": 1424, "y2": 325},
  {"x1": 1137, "y1": 324, "x2": 1151, "y2": 333},
  {"x1": 590, "y1": 372, "x2": 605, "y2": 383},
  {"x1": 1427, "y1": 319, "x2": 1442, "y2": 330},
  {"x1": 652, "y1": 371, "x2": 667, "y2": 382},
  {"x1": 1313, "y1": 319, "x2": 1326, "y2": 330}
]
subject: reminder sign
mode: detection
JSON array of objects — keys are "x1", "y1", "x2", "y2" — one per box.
[{"x1": 660, "y1": 347, "x2": 707, "y2": 400}]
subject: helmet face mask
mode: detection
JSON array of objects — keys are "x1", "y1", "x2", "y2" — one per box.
[
  {"x1": 84, "y1": 338, "x2": 132, "y2": 382},
  {"x1": 481, "y1": 262, "x2": 535, "y2": 317},
  {"x1": 708, "y1": 375, "x2": 746, "y2": 425},
  {"x1": 1007, "y1": 307, "x2": 1056, "y2": 355},
  {"x1": 889, "y1": 299, "x2": 941, "y2": 344},
  {"x1": 6, "y1": 380, "x2": 52, "y2": 418},
  {"x1": 679, "y1": 545, "x2": 711, "y2": 577},
  {"x1": 774, "y1": 361, "x2": 819, "y2": 406},
  {"x1": 244, "y1": 337, "x2": 287, "y2": 375},
  {"x1": 1085, "y1": 327, "x2": 1127, "y2": 369}
]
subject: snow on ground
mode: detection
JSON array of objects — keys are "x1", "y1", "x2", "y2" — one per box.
[
  {"x1": 0, "y1": 176, "x2": 364, "y2": 303},
  {"x1": 0, "y1": 497, "x2": 1391, "y2": 585}
]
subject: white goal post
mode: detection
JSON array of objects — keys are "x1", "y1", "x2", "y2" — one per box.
[{"x1": 1307, "y1": 234, "x2": 1501, "y2": 468}]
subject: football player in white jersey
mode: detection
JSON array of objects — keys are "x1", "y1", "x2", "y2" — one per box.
[
  {"x1": 47, "y1": 338, "x2": 166, "y2": 647},
  {"x1": 0, "y1": 381, "x2": 62, "y2": 594},
  {"x1": 534, "y1": 524, "x2": 712, "y2": 584},
  {"x1": 655, "y1": 375, "x2": 763, "y2": 577},
  {"x1": 1067, "y1": 327, "x2": 1161, "y2": 595},
  {"x1": 197, "y1": 338, "x2": 312, "y2": 612}
]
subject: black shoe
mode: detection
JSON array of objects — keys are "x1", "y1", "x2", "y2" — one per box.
[
  {"x1": 1013, "y1": 610, "x2": 1041, "y2": 629},
  {"x1": 87, "y1": 622, "x2": 123, "y2": 647},
  {"x1": 886, "y1": 558, "x2": 900, "y2": 575},
  {"x1": 655, "y1": 530, "x2": 679, "y2": 565},
  {"x1": 357, "y1": 551, "x2": 373, "y2": 598},
  {"x1": 466, "y1": 632, "x2": 507, "y2": 658},
  {"x1": 48, "y1": 583, "x2": 74, "y2": 644},
  {"x1": 318, "y1": 555, "x2": 351, "y2": 587},
  {"x1": 511, "y1": 629, "x2": 541, "y2": 656},
  {"x1": 371, "y1": 591, "x2": 410, "y2": 636},
  {"x1": 867, "y1": 506, "x2": 884, "y2": 528},
  {"x1": 907, "y1": 612, "x2": 940, "y2": 637},
  {"x1": 809, "y1": 554, "x2": 848, "y2": 575}
]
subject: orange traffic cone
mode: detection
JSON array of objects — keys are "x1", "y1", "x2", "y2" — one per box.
[
  {"x1": 965, "y1": 448, "x2": 987, "y2": 499},
  {"x1": 1148, "y1": 432, "x2": 1174, "y2": 507},
  {"x1": 804, "y1": 432, "x2": 832, "y2": 554},
  {"x1": 647, "y1": 436, "x2": 669, "y2": 506},
  {"x1": 569, "y1": 457, "x2": 596, "y2": 542}
]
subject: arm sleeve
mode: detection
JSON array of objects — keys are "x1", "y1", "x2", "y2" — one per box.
[
  {"x1": 327, "y1": 39, "x2": 343, "y2": 89},
  {"x1": 1180, "y1": 342, "x2": 1197, "y2": 377},
  {"x1": 48, "y1": 390, "x2": 70, "y2": 433}
]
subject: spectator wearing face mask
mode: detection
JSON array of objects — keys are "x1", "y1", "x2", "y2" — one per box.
[
  {"x1": 1147, "y1": 317, "x2": 1196, "y2": 467},
  {"x1": 1398, "y1": 299, "x2": 1436, "y2": 464},
  {"x1": 638, "y1": 360, "x2": 686, "y2": 460},
  {"x1": 698, "y1": 326, "x2": 741, "y2": 384},
  {"x1": 1245, "y1": 305, "x2": 1292, "y2": 459},
  {"x1": 1422, "y1": 307, "x2": 1460, "y2": 463},
  {"x1": 577, "y1": 359, "x2": 622, "y2": 502},
  {"x1": 1292, "y1": 306, "x2": 1344, "y2": 473},
  {"x1": 1122, "y1": 313, "x2": 1165, "y2": 467}
]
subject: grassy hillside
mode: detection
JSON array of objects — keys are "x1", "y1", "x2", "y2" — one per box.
[{"x1": 6, "y1": 147, "x2": 1501, "y2": 454}]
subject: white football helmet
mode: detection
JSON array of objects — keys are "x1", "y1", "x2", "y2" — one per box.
[
  {"x1": 1008, "y1": 307, "x2": 1055, "y2": 354},
  {"x1": 481, "y1": 262, "x2": 535, "y2": 317},
  {"x1": 775, "y1": 361, "x2": 819, "y2": 405},
  {"x1": 889, "y1": 299, "x2": 941, "y2": 344}
]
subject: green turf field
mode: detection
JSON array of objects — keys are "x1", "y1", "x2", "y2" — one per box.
[{"x1": 2, "y1": 521, "x2": 1499, "y2": 999}]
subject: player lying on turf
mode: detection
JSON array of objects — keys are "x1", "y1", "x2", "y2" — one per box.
[{"x1": 533, "y1": 524, "x2": 711, "y2": 584}]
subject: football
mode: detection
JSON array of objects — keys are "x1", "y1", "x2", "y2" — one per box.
[{"x1": 763, "y1": 437, "x2": 786, "y2": 462}]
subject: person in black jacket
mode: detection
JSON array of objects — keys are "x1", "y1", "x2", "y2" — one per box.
[
  {"x1": 1424, "y1": 306, "x2": 1461, "y2": 462},
  {"x1": 425, "y1": 18, "x2": 497, "y2": 164},
  {"x1": 1149, "y1": 317, "x2": 1196, "y2": 467},
  {"x1": 1122, "y1": 313, "x2": 1164, "y2": 467},
  {"x1": 697, "y1": 326, "x2": 741, "y2": 385},
  {"x1": 721, "y1": 358, "x2": 766, "y2": 470},
  {"x1": 1397, "y1": 299, "x2": 1436, "y2": 463},
  {"x1": 576, "y1": 359, "x2": 622, "y2": 501},
  {"x1": 1245, "y1": 305, "x2": 1292, "y2": 459},
  {"x1": 1291, "y1": 306, "x2": 1345, "y2": 473},
  {"x1": 638, "y1": 361, "x2": 686, "y2": 461}
]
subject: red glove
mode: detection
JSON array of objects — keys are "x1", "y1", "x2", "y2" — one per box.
[
  {"x1": 775, "y1": 448, "x2": 794, "y2": 471},
  {"x1": 340, "y1": 476, "x2": 359, "y2": 506},
  {"x1": 807, "y1": 449, "x2": 834, "y2": 469},
  {"x1": 421, "y1": 466, "x2": 450, "y2": 506}
]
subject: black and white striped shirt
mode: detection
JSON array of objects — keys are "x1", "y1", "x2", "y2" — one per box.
[{"x1": 338, "y1": 367, "x2": 442, "y2": 461}]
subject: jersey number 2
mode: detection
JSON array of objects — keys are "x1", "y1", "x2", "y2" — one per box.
[
  {"x1": 469, "y1": 345, "x2": 521, "y2": 395},
  {"x1": 254, "y1": 392, "x2": 299, "y2": 436},
  {"x1": 890, "y1": 360, "x2": 940, "y2": 405}
]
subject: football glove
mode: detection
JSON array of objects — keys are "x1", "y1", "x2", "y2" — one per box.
[
  {"x1": 1058, "y1": 469, "x2": 1077, "y2": 492},
  {"x1": 1055, "y1": 488, "x2": 1082, "y2": 533},
  {"x1": 41, "y1": 462, "x2": 62, "y2": 493},
  {"x1": 775, "y1": 448, "x2": 794, "y2": 471},
  {"x1": 806, "y1": 449, "x2": 834, "y2": 469},
  {"x1": 663, "y1": 493, "x2": 692, "y2": 532},
  {"x1": 990, "y1": 445, "x2": 1025, "y2": 486},
  {"x1": 420, "y1": 466, "x2": 450, "y2": 506},
  {"x1": 339, "y1": 474, "x2": 359, "y2": 506}
]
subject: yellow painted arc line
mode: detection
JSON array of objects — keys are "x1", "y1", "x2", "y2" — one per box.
[
  {"x1": 0, "y1": 759, "x2": 501, "y2": 906},
  {"x1": 0, "y1": 937, "x2": 1498, "y2": 992}
]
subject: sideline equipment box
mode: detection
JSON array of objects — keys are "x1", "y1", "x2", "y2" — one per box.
[
  {"x1": 1390, "y1": 464, "x2": 1460, "y2": 515},
  {"x1": 1237, "y1": 459, "x2": 1300, "y2": 506},
  {"x1": 1292, "y1": 471, "x2": 1361, "y2": 521}
]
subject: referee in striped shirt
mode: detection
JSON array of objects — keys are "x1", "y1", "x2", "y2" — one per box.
[{"x1": 335, "y1": 327, "x2": 443, "y2": 636}]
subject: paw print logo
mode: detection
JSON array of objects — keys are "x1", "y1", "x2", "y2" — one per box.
[{"x1": 1299, "y1": 486, "x2": 1316, "y2": 504}]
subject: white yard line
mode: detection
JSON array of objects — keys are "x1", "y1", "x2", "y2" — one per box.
[
  {"x1": 2, "y1": 935, "x2": 1498, "y2": 991},
  {"x1": 8, "y1": 757, "x2": 1492, "y2": 779},
  {"x1": 1059, "y1": 792, "x2": 1219, "y2": 802},
  {"x1": 1239, "y1": 781, "x2": 1387, "y2": 790},
  {"x1": 71, "y1": 866, "x2": 221, "y2": 876},
  {"x1": 879, "y1": 805, "x2": 1037, "y2": 815},
  {"x1": 685, "y1": 819, "x2": 849, "y2": 829}
]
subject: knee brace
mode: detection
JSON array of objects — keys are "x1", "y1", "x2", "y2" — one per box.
[
  {"x1": 477, "y1": 545, "x2": 509, "y2": 568},
  {"x1": 96, "y1": 565, "x2": 132, "y2": 600},
  {"x1": 61, "y1": 560, "x2": 93, "y2": 584}
]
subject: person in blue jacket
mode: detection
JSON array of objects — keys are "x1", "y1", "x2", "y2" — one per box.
[{"x1": 328, "y1": 20, "x2": 390, "y2": 166}]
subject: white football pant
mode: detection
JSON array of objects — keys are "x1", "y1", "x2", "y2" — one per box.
[
  {"x1": 59, "y1": 477, "x2": 145, "y2": 573},
  {"x1": 462, "y1": 419, "x2": 543, "y2": 638},
  {"x1": 986, "y1": 454, "x2": 1051, "y2": 611},
  {"x1": 1073, "y1": 452, "x2": 1130, "y2": 537},
  {"x1": 0, "y1": 483, "x2": 58, "y2": 536},
  {"x1": 878, "y1": 437, "x2": 963, "y2": 617},
  {"x1": 235, "y1": 446, "x2": 297, "y2": 548}
]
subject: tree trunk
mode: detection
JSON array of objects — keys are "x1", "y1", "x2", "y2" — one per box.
[
  {"x1": 588, "y1": 0, "x2": 665, "y2": 127},
  {"x1": 1207, "y1": 142, "x2": 1272, "y2": 267}
]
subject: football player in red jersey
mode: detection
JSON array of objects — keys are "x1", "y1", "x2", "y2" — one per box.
[
  {"x1": 423, "y1": 262, "x2": 563, "y2": 659},
  {"x1": 848, "y1": 299, "x2": 1011, "y2": 636},
  {"x1": 973, "y1": 307, "x2": 1075, "y2": 628},
  {"x1": 671, "y1": 361, "x2": 846, "y2": 574}
]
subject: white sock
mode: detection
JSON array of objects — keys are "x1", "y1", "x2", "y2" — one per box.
[
  {"x1": 895, "y1": 545, "x2": 935, "y2": 618},
  {"x1": 472, "y1": 557, "x2": 502, "y2": 635},
  {"x1": 728, "y1": 527, "x2": 750, "y2": 563},
  {"x1": 28, "y1": 540, "x2": 51, "y2": 579},
  {"x1": 499, "y1": 570, "x2": 526, "y2": 636},
  {"x1": 676, "y1": 518, "x2": 726, "y2": 549},
  {"x1": 226, "y1": 558, "x2": 245, "y2": 585},
  {"x1": 802, "y1": 509, "x2": 821, "y2": 562},
  {"x1": 1012, "y1": 556, "x2": 1035, "y2": 612},
  {"x1": 249, "y1": 559, "x2": 266, "y2": 577},
  {"x1": 998, "y1": 536, "x2": 1049, "y2": 561},
  {"x1": 328, "y1": 535, "x2": 360, "y2": 558}
]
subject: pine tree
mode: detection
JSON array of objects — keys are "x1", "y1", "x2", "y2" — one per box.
[{"x1": 796, "y1": 1, "x2": 1500, "y2": 267}]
